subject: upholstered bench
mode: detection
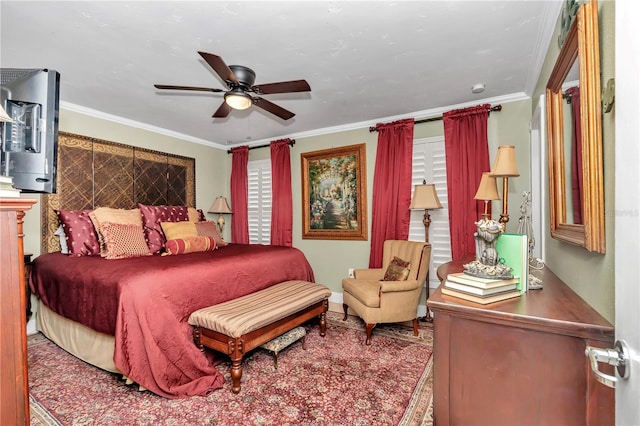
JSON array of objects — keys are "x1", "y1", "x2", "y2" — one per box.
[
  {"x1": 188, "y1": 280, "x2": 331, "y2": 393},
  {"x1": 260, "y1": 326, "x2": 306, "y2": 369}
]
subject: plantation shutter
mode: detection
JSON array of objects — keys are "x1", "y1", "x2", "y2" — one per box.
[
  {"x1": 409, "y1": 137, "x2": 452, "y2": 289},
  {"x1": 247, "y1": 159, "x2": 272, "y2": 244}
]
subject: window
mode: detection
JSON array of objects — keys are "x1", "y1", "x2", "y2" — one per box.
[
  {"x1": 409, "y1": 136, "x2": 452, "y2": 289},
  {"x1": 247, "y1": 159, "x2": 272, "y2": 244}
]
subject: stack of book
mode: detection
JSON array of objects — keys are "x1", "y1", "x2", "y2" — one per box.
[
  {"x1": 0, "y1": 175, "x2": 20, "y2": 198},
  {"x1": 442, "y1": 272, "x2": 521, "y2": 305}
]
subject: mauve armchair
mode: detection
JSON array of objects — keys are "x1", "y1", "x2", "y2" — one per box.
[{"x1": 342, "y1": 240, "x2": 431, "y2": 345}]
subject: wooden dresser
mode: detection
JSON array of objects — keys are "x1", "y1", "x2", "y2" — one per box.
[
  {"x1": 428, "y1": 257, "x2": 614, "y2": 426},
  {"x1": 1, "y1": 198, "x2": 37, "y2": 426}
]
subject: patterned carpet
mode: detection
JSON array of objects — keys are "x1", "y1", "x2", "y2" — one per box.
[{"x1": 29, "y1": 311, "x2": 433, "y2": 425}]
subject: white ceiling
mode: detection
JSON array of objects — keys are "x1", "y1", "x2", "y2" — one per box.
[{"x1": 0, "y1": 1, "x2": 562, "y2": 150}]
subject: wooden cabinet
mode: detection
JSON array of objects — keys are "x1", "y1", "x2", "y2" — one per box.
[
  {"x1": 428, "y1": 258, "x2": 614, "y2": 426},
  {"x1": 1, "y1": 198, "x2": 37, "y2": 426}
]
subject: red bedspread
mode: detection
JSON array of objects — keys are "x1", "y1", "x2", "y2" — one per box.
[{"x1": 30, "y1": 244, "x2": 315, "y2": 398}]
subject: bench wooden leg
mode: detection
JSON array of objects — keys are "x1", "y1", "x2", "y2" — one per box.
[{"x1": 230, "y1": 356, "x2": 243, "y2": 394}]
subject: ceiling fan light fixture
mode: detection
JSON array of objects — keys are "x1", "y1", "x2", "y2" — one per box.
[{"x1": 225, "y1": 90, "x2": 252, "y2": 110}]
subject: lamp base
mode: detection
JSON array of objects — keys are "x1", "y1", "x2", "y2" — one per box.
[
  {"x1": 464, "y1": 217, "x2": 513, "y2": 279},
  {"x1": 217, "y1": 215, "x2": 225, "y2": 234}
]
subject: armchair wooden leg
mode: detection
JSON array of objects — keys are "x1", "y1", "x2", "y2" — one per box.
[
  {"x1": 412, "y1": 318, "x2": 419, "y2": 336},
  {"x1": 342, "y1": 303, "x2": 349, "y2": 321},
  {"x1": 365, "y1": 323, "x2": 375, "y2": 345}
]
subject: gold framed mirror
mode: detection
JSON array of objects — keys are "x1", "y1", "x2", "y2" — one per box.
[{"x1": 546, "y1": 0, "x2": 604, "y2": 253}]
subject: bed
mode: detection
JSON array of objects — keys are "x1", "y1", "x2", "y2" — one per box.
[
  {"x1": 29, "y1": 132, "x2": 316, "y2": 398},
  {"x1": 31, "y1": 244, "x2": 315, "y2": 398}
]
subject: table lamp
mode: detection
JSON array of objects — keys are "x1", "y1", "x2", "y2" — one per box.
[
  {"x1": 474, "y1": 172, "x2": 501, "y2": 220},
  {"x1": 208, "y1": 196, "x2": 233, "y2": 234},
  {"x1": 490, "y1": 145, "x2": 520, "y2": 224}
]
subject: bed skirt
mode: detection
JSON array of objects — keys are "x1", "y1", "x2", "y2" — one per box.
[{"x1": 36, "y1": 301, "x2": 120, "y2": 374}]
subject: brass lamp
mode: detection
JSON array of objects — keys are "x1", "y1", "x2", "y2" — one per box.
[
  {"x1": 474, "y1": 172, "x2": 501, "y2": 220},
  {"x1": 409, "y1": 181, "x2": 442, "y2": 243},
  {"x1": 208, "y1": 196, "x2": 233, "y2": 234},
  {"x1": 490, "y1": 145, "x2": 520, "y2": 224}
]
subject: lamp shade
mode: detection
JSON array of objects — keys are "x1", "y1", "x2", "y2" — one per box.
[
  {"x1": 208, "y1": 196, "x2": 233, "y2": 214},
  {"x1": 490, "y1": 145, "x2": 520, "y2": 177},
  {"x1": 0, "y1": 105, "x2": 12, "y2": 122},
  {"x1": 474, "y1": 172, "x2": 501, "y2": 200},
  {"x1": 410, "y1": 183, "x2": 443, "y2": 210}
]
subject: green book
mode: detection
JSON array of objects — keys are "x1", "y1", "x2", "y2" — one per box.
[{"x1": 495, "y1": 233, "x2": 529, "y2": 293}]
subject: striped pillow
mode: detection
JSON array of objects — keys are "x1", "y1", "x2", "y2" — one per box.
[{"x1": 164, "y1": 236, "x2": 217, "y2": 255}]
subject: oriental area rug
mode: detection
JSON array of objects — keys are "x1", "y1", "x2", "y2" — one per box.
[{"x1": 28, "y1": 312, "x2": 434, "y2": 426}]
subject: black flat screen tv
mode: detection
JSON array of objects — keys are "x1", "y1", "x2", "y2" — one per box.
[{"x1": 1, "y1": 68, "x2": 60, "y2": 193}]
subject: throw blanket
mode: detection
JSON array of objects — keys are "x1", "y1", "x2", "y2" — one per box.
[{"x1": 30, "y1": 244, "x2": 315, "y2": 398}]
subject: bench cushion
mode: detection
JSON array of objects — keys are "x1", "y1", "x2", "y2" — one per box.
[{"x1": 188, "y1": 280, "x2": 331, "y2": 338}]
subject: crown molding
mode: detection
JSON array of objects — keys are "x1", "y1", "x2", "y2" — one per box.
[{"x1": 62, "y1": 91, "x2": 530, "y2": 151}]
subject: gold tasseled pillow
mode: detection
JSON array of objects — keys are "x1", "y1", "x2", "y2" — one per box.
[{"x1": 383, "y1": 256, "x2": 411, "y2": 281}]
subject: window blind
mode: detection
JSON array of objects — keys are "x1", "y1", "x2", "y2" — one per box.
[
  {"x1": 409, "y1": 137, "x2": 453, "y2": 289},
  {"x1": 247, "y1": 159, "x2": 272, "y2": 244}
]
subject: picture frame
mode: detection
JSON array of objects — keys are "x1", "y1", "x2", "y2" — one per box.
[{"x1": 301, "y1": 143, "x2": 368, "y2": 240}]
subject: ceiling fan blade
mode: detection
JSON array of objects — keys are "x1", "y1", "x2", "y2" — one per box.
[
  {"x1": 154, "y1": 84, "x2": 224, "y2": 92},
  {"x1": 253, "y1": 97, "x2": 295, "y2": 120},
  {"x1": 252, "y1": 79, "x2": 311, "y2": 95},
  {"x1": 198, "y1": 51, "x2": 238, "y2": 85},
  {"x1": 212, "y1": 101, "x2": 231, "y2": 118}
]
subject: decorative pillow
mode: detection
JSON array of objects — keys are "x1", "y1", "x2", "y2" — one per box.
[
  {"x1": 161, "y1": 221, "x2": 197, "y2": 241},
  {"x1": 187, "y1": 207, "x2": 200, "y2": 223},
  {"x1": 99, "y1": 222, "x2": 151, "y2": 260},
  {"x1": 54, "y1": 225, "x2": 70, "y2": 254},
  {"x1": 55, "y1": 209, "x2": 100, "y2": 256},
  {"x1": 89, "y1": 207, "x2": 143, "y2": 256},
  {"x1": 138, "y1": 204, "x2": 190, "y2": 254},
  {"x1": 164, "y1": 236, "x2": 217, "y2": 255},
  {"x1": 383, "y1": 256, "x2": 411, "y2": 281},
  {"x1": 195, "y1": 221, "x2": 228, "y2": 247}
]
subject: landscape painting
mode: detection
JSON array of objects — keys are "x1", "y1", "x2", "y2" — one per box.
[{"x1": 301, "y1": 144, "x2": 367, "y2": 240}]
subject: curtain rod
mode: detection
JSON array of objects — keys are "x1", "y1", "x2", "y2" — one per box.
[
  {"x1": 226, "y1": 139, "x2": 295, "y2": 154},
  {"x1": 368, "y1": 104, "x2": 503, "y2": 132}
]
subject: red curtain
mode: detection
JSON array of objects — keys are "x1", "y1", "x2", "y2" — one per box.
[
  {"x1": 230, "y1": 146, "x2": 249, "y2": 244},
  {"x1": 566, "y1": 86, "x2": 583, "y2": 224},
  {"x1": 368, "y1": 118, "x2": 414, "y2": 268},
  {"x1": 443, "y1": 104, "x2": 491, "y2": 260},
  {"x1": 270, "y1": 138, "x2": 293, "y2": 246}
]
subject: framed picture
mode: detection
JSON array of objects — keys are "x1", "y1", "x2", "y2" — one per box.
[{"x1": 301, "y1": 143, "x2": 367, "y2": 240}]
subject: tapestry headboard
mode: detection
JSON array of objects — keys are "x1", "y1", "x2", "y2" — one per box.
[{"x1": 41, "y1": 132, "x2": 196, "y2": 253}]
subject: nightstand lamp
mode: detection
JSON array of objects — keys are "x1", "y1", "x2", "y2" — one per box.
[
  {"x1": 474, "y1": 172, "x2": 501, "y2": 220},
  {"x1": 409, "y1": 181, "x2": 442, "y2": 243},
  {"x1": 490, "y1": 145, "x2": 520, "y2": 224},
  {"x1": 208, "y1": 196, "x2": 233, "y2": 234}
]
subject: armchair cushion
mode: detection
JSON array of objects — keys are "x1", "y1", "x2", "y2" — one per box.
[
  {"x1": 342, "y1": 279, "x2": 381, "y2": 308},
  {"x1": 383, "y1": 256, "x2": 411, "y2": 281}
]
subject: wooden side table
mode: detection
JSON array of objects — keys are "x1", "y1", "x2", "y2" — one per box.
[{"x1": 428, "y1": 257, "x2": 614, "y2": 426}]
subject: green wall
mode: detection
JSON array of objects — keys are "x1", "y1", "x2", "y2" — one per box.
[{"x1": 531, "y1": 0, "x2": 615, "y2": 322}]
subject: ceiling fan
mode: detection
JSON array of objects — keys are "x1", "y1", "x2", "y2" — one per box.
[{"x1": 154, "y1": 51, "x2": 311, "y2": 120}]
